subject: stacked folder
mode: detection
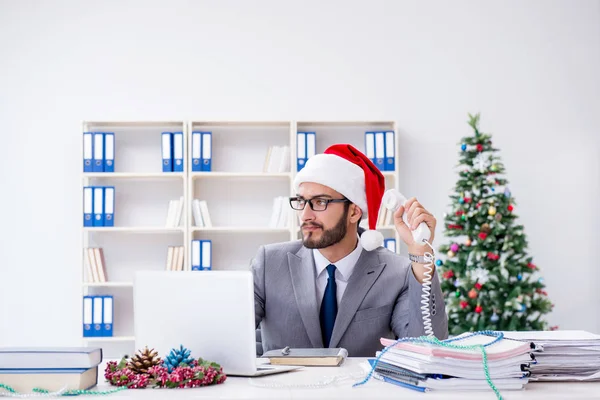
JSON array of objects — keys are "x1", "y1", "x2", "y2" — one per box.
[
  {"x1": 363, "y1": 332, "x2": 535, "y2": 392},
  {"x1": 502, "y1": 330, "x2": 600, "y2": 382}
]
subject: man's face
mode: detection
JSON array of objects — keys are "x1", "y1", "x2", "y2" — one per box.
[{"x1": 296, "y1": 182, "x2": 351, "y2": 249}]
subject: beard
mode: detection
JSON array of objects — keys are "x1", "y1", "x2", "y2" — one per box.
[{"x1": 302, "y1": 208, "x2": 349, "y2": 249}]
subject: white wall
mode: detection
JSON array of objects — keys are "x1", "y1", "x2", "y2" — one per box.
[{"x1": 1, "y1": 0, "x2": 599, "y2": 346}]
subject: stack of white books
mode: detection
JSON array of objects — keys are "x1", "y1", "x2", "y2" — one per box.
[
  {"x1": 263, "y1": 145, "x2": 290, "y2": 173},
  {"x1": 268, "y1": 196, "x2": 292, "y2": 229},
  {"x1": 165, "y1": 196, "x2": 185, "y2": 227},
  {"x1": 192, "y1": 199, "x2": 212, "y2": 228},
  {"x1": 362, "y1": 332, "x2": 535, "y2": 393},
  {"x1": 502, "y1": 330, "x2": 600, "y2": 381},
  {"x1": 0, "y1": 347, "x2": 102, "y2": 393}
]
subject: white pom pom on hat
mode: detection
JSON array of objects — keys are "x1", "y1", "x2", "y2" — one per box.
[{"x1": 293, "y1": 144, "x2": 386, "y2": 251}]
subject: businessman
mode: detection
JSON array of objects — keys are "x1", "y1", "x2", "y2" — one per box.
[{"x1": 252, "y1": 144, "x2": 448, "y2": 357}]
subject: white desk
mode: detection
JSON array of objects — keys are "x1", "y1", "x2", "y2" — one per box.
[{"x1": 95, "y1": 358, "x2": 600, "y2": 399}]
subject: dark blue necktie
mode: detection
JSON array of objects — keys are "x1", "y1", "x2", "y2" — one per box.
[{"x1": 320, "y1": 264, "x2": 337, "y2": 347}]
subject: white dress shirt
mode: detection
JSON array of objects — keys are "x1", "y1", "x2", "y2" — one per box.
[{"x1": 313, "y1": 237, "x2": 363, "y2": 310}]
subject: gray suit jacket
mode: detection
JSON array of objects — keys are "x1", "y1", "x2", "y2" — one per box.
[{"x1": 252, "y1": 240, "x2": 448, "y2": 357}]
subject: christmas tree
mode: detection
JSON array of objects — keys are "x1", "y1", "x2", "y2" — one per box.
[{"x1": 437, "y1": 113, "x2": 554, "y2": 335}]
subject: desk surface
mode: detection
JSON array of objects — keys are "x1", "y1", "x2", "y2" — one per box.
[{"x1": 95, "y1": 358, "x2": 600, "y2": 399}]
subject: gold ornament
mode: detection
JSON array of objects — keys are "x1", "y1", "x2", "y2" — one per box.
[
  {"x1": 465, "y1": 238, "x2": 472, "y2": 246},
  {"x1": 447, "y1": 250, "x2": 455, "y2": 258},
  {"x1": 481, "y1": 223, "x2": 491, "y2": 233},
  {"x1": 488, "y1": 206, "x2": 497, "y2": 216}
]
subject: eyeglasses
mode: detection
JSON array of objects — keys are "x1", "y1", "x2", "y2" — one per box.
[{"x1": 289, "y1": 196, "x2": 350, "y2": 211}]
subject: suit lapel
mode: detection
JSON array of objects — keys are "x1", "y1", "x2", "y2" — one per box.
[
  {"x1": 288, "y1": 247, "x2": 323, "y2": 348},
  {"x1": 329, "y1": 249, "x2": 386, "y2": 348}
]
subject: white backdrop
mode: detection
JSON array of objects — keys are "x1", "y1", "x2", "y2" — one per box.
[{"x1": 0, "y1": 0, "x2": 599, "y2": 346}]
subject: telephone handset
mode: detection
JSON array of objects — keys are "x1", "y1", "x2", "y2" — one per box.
[
  {"x1": 382, "y1": 190, "x2": 431, "y2": 244},
  {"x1": 382, "y1": 189, "x2": 435, "y2": 337}
]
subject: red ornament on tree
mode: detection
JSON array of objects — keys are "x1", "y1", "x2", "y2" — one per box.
[
  {"x1": 476, "y1": 202, "x2": 481, "y2": 209},
  {"x1": 474, "y1": 282, "x2": 483, "y2": 290},
  {"x1": 487, "y1": 252, "x2": 499, "y2": 261},
  {"x1": 507, "y1": 204, "x2": 514, "y2": 212},
  {"x1": 464, "y1": 197, "x2": 472, "y2": 203},
  {"x1": 527, "y1": 262, "x2": 537, "y2": 270},
  {"x1": 476, "y1": 144, "x2": 483, "y2": 152},
  {"x1": 478, "y1": 232, "x2": 488, "y2": 240},
  {"x1": 475, "y1": 305, "x2": 483, "y2": 313},
  {"x1": 443, "y1": 270, "x2": 455, "y2": 280},
  {"x1": 455, "y1": 210, "x2": 464, "y2": 216},
  {"x1": 460, "y1": 301, "x2": 469, "y2": 309}
]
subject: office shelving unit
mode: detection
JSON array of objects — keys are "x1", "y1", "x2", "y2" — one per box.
[{"x1": 80, "y1": 120, "x2": 399, "y2": 358}]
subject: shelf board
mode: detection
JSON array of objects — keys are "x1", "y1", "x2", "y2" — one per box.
[
  {"x1": 191, "y1": 121, "x2": 290, "y2": 127},
  {"x1": 83, "y1": 336, "x2": 135, "y2": 342},
  {"x1": 296, "y1": 121, "x2": 394, "y2": 127},
  {"x1": 83, "y1": 172, "x2": 185, "y2": 179},
  {"x1": 83, "y1": 121, "x2": 184, "y2": 128},
  {"x1": 191, "y1": 227, "x2": 291, "y2": 233},
  {"x1": 84, "y1": 227, "x2": 184, "y2": 233},
  {"x1": 191, "y1": 172, "x2": 291, "y2": 179},
  {"x1": 83, "y1": 282, "x2": 133, "y2": 288}
]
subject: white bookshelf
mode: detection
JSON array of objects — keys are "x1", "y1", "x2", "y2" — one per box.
[
  {"x1": 81, "y1": 120, "x2": 399, "y2": 358},
  {"x1": 81, "y1": 121, "x2": 188, "y2": 358}
]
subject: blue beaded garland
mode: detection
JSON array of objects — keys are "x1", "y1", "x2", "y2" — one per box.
[{"x1": 0, "y1": 383, "x2": 127, "y2": 396}]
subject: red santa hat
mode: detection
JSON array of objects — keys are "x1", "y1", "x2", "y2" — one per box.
[{"x1": 293, "y1": 143, "x2": 386, "y2": 251}]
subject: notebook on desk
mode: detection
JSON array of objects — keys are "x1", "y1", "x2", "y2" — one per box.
[
  {"x1": 262, "y1": 347, "x2": 348, "y2": 366},
  {"x1": 134, "y1": 270, "x2": 301, "y2": 377}
]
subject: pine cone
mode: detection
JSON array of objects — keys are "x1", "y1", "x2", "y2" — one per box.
[
  {"x1": 163, "y1": 345, "x2": 194, "y2": 372},
  {"x1": 128, "y1": 347, "x2": 162, "y2": 374}
]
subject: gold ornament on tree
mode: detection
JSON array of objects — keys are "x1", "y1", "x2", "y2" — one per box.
[
  {"x1": 481, "y1": 223, "x2": 491, "y2": 234},
  {"x1": 128, "y1": 347, "x2": 162, "y2": 374},
  {"x1": 488, "y1": 206, "x2": 497, "y2": 216},
  {"x1": 465, "y1": 238, "x2": 472, "y2": 246}
]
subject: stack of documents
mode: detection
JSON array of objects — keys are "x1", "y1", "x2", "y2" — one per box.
[
  {"x1": 502, "y1": 330, "x2": 600, "y2": 381},
  {"x1": 363, "y1": 332, "x2": 534, "y2": 392}
]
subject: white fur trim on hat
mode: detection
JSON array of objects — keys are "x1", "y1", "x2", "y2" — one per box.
[
  {"x1": 293, "y1": 153, "x2": 368, "y2": 218},
  {"x1": 360, "y1": 229, "x2": 384, "y2": 251}
]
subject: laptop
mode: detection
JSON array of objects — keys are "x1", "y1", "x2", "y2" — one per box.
[{"x1": 133, "y1": 270, "x2": 301, "y2": 377}]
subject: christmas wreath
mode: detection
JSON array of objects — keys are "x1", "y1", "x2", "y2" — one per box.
[{"x1": 104, "y1": 345, "x2": 227, "y2": 389}]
